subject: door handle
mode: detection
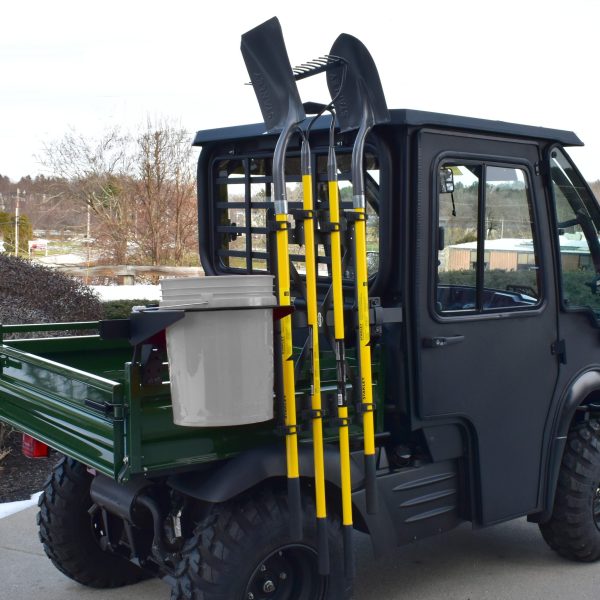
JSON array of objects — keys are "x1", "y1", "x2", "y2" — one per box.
[{"x1": 422, "y1": 335, "x2": 465, "y2": 349}]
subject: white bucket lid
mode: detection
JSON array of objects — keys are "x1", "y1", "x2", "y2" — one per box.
[{"x1": 159, "y1": 274, "x2": 276, "y2": 310}]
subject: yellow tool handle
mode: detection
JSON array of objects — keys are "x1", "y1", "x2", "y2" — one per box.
[
  {"x1": 275, "y1": 214, "x2": 302, "y2": 538},
  {"x1": 338, "y1": 406, "x2": 353, "y2": 525},
  {"x1": 353, "y1": 210, "x2": 375, "y2": 455},
  {"x1": 276, "y1": 220, "x2": 299, "y2": 477},
  {"x1": 353, "y1": 208, "x2": 377, "y2": 514},
  {"x1": 339, "y1": 405, "x2": 354, "y2": 578},
  {"x1": 302, "y1": 174, "x2": 327, "y2": 517},
  {"x1": 328, "y1": 181, "x2": 345, "y2": 338},
  {"x1": 327, "y1": 169, "x2": 354, "y2": 577},
  {"x1": 327, "y1": 142, "x2": 354, "y2": 578}
]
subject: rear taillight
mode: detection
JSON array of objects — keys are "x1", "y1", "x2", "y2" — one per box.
[{"x1": 22, "y1": 434, "x2": 50, "y2": 458}]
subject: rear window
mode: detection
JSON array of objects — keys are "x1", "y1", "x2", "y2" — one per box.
[{"x1": 211, "y1": 149, "x2": 380, "y2": 280}]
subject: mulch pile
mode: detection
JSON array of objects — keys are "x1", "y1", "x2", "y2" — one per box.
[{"x1": 0, "y1": 433, "x2": 58, "y2": 503}]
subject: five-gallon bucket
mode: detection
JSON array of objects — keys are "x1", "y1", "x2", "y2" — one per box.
[{"x1": 160, "y1": 275, "x2": 276, "y2": 427}]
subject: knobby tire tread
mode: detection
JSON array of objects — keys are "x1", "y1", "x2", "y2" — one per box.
[
  {"x1": 540, "y1": 419, "x2": 600, "y2": 562},
  {"x1": 37, "y1": 456, "x2": 147, "y2": 588},
  {"x1": 170, "y1": 488, "x2": 353, "y2": 600}
]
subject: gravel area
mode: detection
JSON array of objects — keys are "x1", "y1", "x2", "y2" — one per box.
[{"x1": 0, "y1": 432, "x2": 57, "y2": 503}]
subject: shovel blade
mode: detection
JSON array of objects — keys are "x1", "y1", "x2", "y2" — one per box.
[
  {"x1": 326, "y1": 34, "x2": 390, "y2": 133},
  {"x1": 241, "y1": 17, "x2": 306, "y2": 133}
]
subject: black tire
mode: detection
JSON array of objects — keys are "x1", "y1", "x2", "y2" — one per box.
[
  {"x1": 170, "y1": 488, "x2": 353, "y2": 600},
  {"x1": 37, "y1": 456, "x2": 148, "y2": 587},
  {"x1": 540, "y1": 419, "x2": 600, "y2": 561}
]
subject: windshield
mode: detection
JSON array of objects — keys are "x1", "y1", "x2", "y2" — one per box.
[{"x1": 549, "y1": 147, "x2": 600, "y2": 314}]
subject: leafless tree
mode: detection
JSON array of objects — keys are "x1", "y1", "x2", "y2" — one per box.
[
  {"x1": 40, "y1": 129, "x2": 134, "y2": 262},
  {"x1": 39, "y1": 121, "x2": 198, "y2": 266},
  {"x1": 132, "y1": 119, "x2": 197, "y2": 265}
]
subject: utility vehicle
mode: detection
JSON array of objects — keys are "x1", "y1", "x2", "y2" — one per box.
[{"x1": 3, "y1": 17, "x2": 600, "y2": 600}]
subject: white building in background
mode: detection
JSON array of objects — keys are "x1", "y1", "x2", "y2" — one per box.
[{"x1": 443, "y1": 233, "x2": 592, "y2": 272}]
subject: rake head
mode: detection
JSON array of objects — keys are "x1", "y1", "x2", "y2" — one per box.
[{"x1": 292, "y1": 55, "x2": 346, "y2": 81}]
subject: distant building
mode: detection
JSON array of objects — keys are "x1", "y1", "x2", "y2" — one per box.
[{"x1": 443, "y1": 233, "x2": 591, "y2": 272}]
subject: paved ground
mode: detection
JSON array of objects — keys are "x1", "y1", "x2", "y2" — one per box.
[{"x1": 2, "y1": 507, "x2": 600, "y2": 599}]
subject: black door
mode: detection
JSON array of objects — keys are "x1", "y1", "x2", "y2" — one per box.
[{"x1": 414, "y1": 131, "x2": 559, "y2": 525}]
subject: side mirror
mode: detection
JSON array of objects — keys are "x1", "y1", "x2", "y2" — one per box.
[{"x1": 439, "y1": 167, "x2": 454, "y2": 193}]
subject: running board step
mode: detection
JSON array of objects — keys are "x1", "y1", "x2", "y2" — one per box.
[{"x1": 378, "y1": 460, "x2": 463, "y2": 546}]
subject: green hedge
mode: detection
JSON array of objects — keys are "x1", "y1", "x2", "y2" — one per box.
[
  {"x1": 0, "y1": 254, "x2": 102, "y2": 336},
  {"x1": 562, "y1": 271, "x2": 600, "y2": 312},
  {"x1": 439, "y1": 269, "x2": 600, "y2": 312},
  {"x1": 439, "y1": 269, "x2": 538, "y2": 291},
  {"x1": 101, "y1": 299, "x2": 157, "y2": 320}
]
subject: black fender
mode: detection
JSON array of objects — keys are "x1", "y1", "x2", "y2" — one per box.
[
  {"x1": 535, "y1": 369, "x2": 600, "y2": 523},
  {"x1": 167, "y1": 442, "x2": 397, "y2": 557}
]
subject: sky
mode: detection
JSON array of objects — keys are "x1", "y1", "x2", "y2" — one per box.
[{"x1": 1, "y1": 0, "x2": 600, "y2": 181}]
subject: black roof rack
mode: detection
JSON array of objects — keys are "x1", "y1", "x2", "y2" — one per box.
[{"x1": 193, "y1": 108, "x2": 583, "y2": 147}]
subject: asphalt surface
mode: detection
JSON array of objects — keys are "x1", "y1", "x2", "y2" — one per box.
[{"x1": 2, "y1": 507, "x2": 600, "y2": 599}]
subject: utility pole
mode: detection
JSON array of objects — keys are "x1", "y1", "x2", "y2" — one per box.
[
  {"x1": 86, "y1": 202, "x2": 91, "y2": 240},
  {"x1": 85, "y1": 202, "x2": 91, "y2": 285},
  {"x1": 14, "y1": 188, "x2": 20, "y2": 257}
]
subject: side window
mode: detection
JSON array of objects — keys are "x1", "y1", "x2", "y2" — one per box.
[
  {"x1": 549, "y1": 147, "x2": 600, "y2": 315},
  {"x1": 436, "y1": 162, "x2": 541, "y2": 314},
  {"x1": 437, "y1": 164, "x2": 480, "y2": 307}
]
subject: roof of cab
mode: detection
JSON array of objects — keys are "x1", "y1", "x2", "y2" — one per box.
[{"x1": 193, "y1": 108, "x2": 583, "y2": 147}]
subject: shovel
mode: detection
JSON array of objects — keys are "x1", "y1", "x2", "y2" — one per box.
[
  {"x1": 241, "y1": 16, "x2": 306, "y2": 544},
  {"x1": 327, "y1": 33, "x2": 390, "y2": 516}
]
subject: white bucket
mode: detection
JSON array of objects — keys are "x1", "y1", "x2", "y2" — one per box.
[{"x1": 160, "y1": 275, "x2": 276, "y2": 427}]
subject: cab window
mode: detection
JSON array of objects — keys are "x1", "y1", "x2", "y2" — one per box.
[
  {"x1": 212, "y1": 150, "x2": 380, "y2": 279},
  {"x1": 436, "y1": 162, "x2": 541, "y2": 314}
]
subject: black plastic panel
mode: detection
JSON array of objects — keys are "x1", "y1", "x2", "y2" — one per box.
[{"x1": 378, "y1": 460, "x2": 462, "y2": 545}]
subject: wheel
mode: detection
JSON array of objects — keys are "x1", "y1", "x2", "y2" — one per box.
[
  {"x1": 540, "y1": 419, "x2": 600, "y2": 561},
  {"x1": 170, "y1": 488, "x2": 353, "y2": 600},
  {"x1": 37, "y1": 456, "x2": 149, "y2": 587}
]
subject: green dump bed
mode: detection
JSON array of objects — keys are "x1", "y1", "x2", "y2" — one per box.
[
  {"x1": 0, "y1": 323, "x2": 280, "y2": 482},
  {"x1": 0, "y1": 324, "x2": 128, "y2": 478},
  {"x1": 0, "y1": 322, "x2": 381, "y2": 482}
]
